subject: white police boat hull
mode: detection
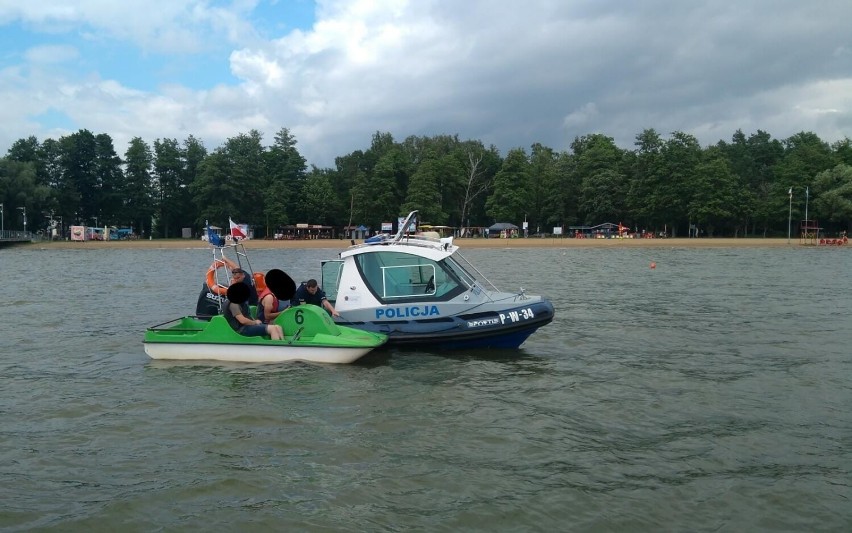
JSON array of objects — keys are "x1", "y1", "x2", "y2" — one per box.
[{"x1": 320, "y1": 212, "x2": 554, "y2": 349}]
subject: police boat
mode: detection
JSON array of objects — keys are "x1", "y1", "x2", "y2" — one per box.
[{"x1": 320, "y1": 211, "x2": 554, "y2": 349}]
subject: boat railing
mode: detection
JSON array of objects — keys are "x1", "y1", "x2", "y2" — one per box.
[
  {"x1": 349, "y1": 233, "x2": 454, "y2": 254},
  {"x1": 207, "y1": 241, "x2": 256, "y2": 290},
  {"x1": 452, "y1": 250, "x2": 501, "y2": 294},
  {"x1": 391, "y1": 210, "x2": 419, "y2": 243},
  {"x1": 147, "y1": 317, "x2": 206, "y2": 332}
]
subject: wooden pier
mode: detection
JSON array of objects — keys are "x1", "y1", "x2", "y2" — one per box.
[{"x1": 0, "y1": 230, "x2": 34, "y2": 248}]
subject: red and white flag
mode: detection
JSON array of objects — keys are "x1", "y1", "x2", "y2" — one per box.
[{"x1": 229, "y1": 218, "x2": 246, "y2": 239}]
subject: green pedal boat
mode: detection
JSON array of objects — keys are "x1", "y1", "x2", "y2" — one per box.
[{"x1": 144, "y1": 304, "x2": 387, "y2": 364}]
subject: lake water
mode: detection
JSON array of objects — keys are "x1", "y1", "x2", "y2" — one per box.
[{"x1": 1, "y1": 244, "x2": 850, "y2": 531}]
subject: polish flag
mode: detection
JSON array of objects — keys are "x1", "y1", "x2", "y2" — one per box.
[{"x1": 229, "y1": 218, "x2": 246, "y2": 240}]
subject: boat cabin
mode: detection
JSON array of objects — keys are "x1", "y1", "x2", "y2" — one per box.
[{"x1": 321, "y1": 247, "x2": 473, "y2": 305}]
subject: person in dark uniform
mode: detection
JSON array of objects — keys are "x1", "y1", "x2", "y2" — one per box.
[{"x1": 291, "y1": 279, "x2": 340, "y2": 317}]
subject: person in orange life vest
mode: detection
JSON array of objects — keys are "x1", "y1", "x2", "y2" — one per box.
[{"x1": 257, "y1": 269, "x2": 296, "y2": 324}]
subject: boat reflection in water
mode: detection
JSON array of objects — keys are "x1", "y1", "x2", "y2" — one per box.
[{"x1": 320, "y1": 211, "x2": 554, "y2": 350}]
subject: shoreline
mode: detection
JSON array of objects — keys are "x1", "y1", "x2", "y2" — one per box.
[{"x1": 23, "y1": 236, "x2": 802, "y2": 250}]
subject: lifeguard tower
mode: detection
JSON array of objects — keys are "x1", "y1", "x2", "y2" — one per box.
[{"x1": 799, "y1": 220, "x2": 821, "y2": 245}]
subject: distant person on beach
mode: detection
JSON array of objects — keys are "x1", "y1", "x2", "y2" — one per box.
[{"x1": 291, "y1": 279, "x2": 340, "y2": 317}]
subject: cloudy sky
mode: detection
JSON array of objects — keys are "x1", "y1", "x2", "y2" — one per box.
[{"x1": 1, "y1": 0, "x2": 851, "y2": 168}]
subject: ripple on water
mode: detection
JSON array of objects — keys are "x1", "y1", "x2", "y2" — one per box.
[{"x1": 0, "y1": 246, "x2": 850, "y2": 530}]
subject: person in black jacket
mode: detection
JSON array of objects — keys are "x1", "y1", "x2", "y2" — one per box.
[
  {"x1": 291, "y1": 279, "x2": 340, "y2": 317},
  {"x1": 195, "y1": 264, "x2": 257, "y2": 318}
]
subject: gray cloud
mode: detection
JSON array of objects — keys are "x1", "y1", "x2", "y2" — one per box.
[{"x1": 1, "y1": 0, "x2": 850, "y2": 167}]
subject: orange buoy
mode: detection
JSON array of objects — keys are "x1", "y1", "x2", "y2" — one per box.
[
  {"x1": 205, "y1": 259, "x2": 229, "y2": 296},
  {"x1": 650, "y1": 261, "x2": 656, "y2": 269}
]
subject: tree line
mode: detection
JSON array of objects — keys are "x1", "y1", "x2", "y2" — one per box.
[{"x1": 1, "y1": 126, "x2": 851, "y2": 238}]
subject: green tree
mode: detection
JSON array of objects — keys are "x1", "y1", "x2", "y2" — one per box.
[
  {"x1": 660, "y1": 131, "x2": 701, "y2": 236},
  {"x1": 300, "y1": 168, "x2": 340, "y2": 225},
  {"x1": 38, "y1": 138, "x2": 64, "y2": 192},
  {"x1": 541, "y1": 151, "x2": 579, "y2": 231},
  {"x1": 192, "y1": 150, "x2": 239, "y2": 228},
  {"x1": 570, "y1": 134, "x2": 626, "y2": 225},
  {"x1": 94, "y1": 134, "x2": 123, "y2": 226},
  {"x1": 31, "y1": 138, "x2": 72, "y2": 225},
  {"x1": 181, "y1": 135, "x2": 206, "y2": 233},
  {"x1": 0, "y1": 158, "x2": 51, "y2": 232},
  {"x1": 369, "y1": 151, "x2": 404, "y2": 227},
  {"x1": 627, "y1": 128, "x2": 666, "y2": 232},
  {"x1": 404, "y1": 134, "x2": 466, "y2": 223},
  {"x1": 455, "y1": 142, "x2": 499, "y2": 234},
  {"x1": 348, "y1": 170, "x2": 371, "y2": 232},
  {"x1": 812, "y1": 164, "x2": 852, "y2": 232},
  {"x1": 334, "y1": 150, "x2": 369, "y2": 228},
  {"x1": 774, "y1": 132, "x2": 835, "y2": 229},
  {"x1": 719, "y1": 129, "x2": 784, "y2": 236},
  {"x1": 59, "y1": 130, "x2": 99, "y2": 225},
  {"x1": 6, "y1": 137, "x2": 41, "y2": 168},
  {"x1": 486, "y1": 148, "x2": 529, "y2": 224},
  {"x1": 688, "y1": 147, "x2": 740, "y2": 236},
  {"x1": 717, "y1": 130, "x2": 755, "y2": 235},
  {"x1": 5, "y1": 136, "x2": 57, "y2": 226},
  {"x1": 832, "y1": 138, "x2": 852, "y2": 166},
  {"x1": 527, "y1": 143, "x2": 557, "y2": 233},
  {"x1": 153, "y1": 138, "x2": 183, "y2": 237},
  {"x1": 123, "y1": 137, "x2": 155, "y2": 235},
  {"x1": 265, "y1": 128, "x2": 306, "y2": 226},
  {"x1": 402, "y1": 154, "x2": 445, "y2": 223},
  {"x1": 227, "y1": 130, "x2": 266, "y2": 223},
  {"x1": 580, "y1": 168, "x2": 628, "y2": 224}
]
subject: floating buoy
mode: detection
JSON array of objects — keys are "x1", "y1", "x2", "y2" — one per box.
[{"x1": 650, "y1": 261, "x2": 656, "y2": 269}]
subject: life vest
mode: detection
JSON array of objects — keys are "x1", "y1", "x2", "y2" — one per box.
[
  {"x1": 257, "y1": 287, "x2": 280, "y2": 323},
  {"x1": 205, "y1": 259, "x2": 229, "y2": 296}
]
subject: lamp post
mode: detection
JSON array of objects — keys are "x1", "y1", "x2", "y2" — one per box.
[
  {"x1": 787, "y1": 187, "x2": 792, "y2": 244},
  {"x1": 804, "y1": 186, "x2": 809, "y2": 225},
  {"x1": 17, "y1": 206, "x2": 26, "y2": 233},
  {"x1": 1, "y1": 203, "x2": 4, "y2": 233}
]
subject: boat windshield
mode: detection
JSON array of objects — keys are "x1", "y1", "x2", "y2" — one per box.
[
  {"x1": 442, "y1": 255, "x2": 478, "y2": 288},
  {"x1": 354, "y1": 250, "x2": 466, "y2": 302},
  {"x1": 320, "y1": 260, "x2": 344, "y2": 302}
]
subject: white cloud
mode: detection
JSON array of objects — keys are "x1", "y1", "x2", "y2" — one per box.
[
  {"x1": 0, "y1": 0, "x2": 253, "y2": 53},
  {"x1": 1, "y1": 0, "x2": 851, "y2": 167},
  {"x1": 24, "y1": 44, "x2": 79, "y2": 64}
]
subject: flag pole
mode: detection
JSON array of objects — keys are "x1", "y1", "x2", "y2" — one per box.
[{"x1": 787, "y1": 187, "x2": 792, "y2": 244}]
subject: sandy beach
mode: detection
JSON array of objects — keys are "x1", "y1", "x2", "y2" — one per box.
[{"x1": 26, "y1": 236, "x2": 799, "y2": 250}]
